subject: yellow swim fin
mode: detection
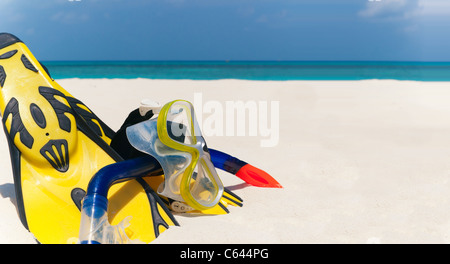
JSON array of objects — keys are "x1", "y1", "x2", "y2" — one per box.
[{"x1": 0, "y1": 33, "x2": 178, "y2": 244}]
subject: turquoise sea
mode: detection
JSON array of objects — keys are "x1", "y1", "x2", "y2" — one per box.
[{"x1": 42, "y1": 61, "x2": 450, "y2": 81}]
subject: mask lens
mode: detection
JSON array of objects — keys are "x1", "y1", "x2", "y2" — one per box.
[
  {"x1": 187, "y1": 157, "x2": 223, "y2": 207},
  {"x1": 166, "y1": 102, "x2": 198, "y2": 145}
]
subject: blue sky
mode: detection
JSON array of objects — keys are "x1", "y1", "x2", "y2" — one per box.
[{"x1": 1, "y1": 0, "x2": 449, "y2": 61}]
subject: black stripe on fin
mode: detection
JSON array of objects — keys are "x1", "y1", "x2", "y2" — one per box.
[
  {"x1": 218, "y1": 201, "x2": 230, "y2": 214},
  {"x1": 21, "y1": 54, "x2": 38, "y2": 73},
  {"x1": 137, "y1": 178, "x2": 179, "y2": 238},
  {"x1": 224, "y1": 187, "x2": 243, "y2": 202},
  {"x1": 0, "y1": 65, "x2": 5, "y2": 88},
  {"x1": 0, "y1": 50, "x2": 17, "y2": 59},
  {"x1": 2, "y1": 98, "x2": 34, "y2": 149}
]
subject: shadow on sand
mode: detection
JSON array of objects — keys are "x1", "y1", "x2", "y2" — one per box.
[{"x1": 0, "y1": 183, "x2": 17, "y2": 209}]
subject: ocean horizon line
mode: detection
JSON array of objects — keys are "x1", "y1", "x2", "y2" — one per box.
[
  {"x1": 41, "y1": 60, "x2": 450, "y2": 81},
  {"x1": 41, "y1": 60, "x2": 450, "y2": 64}
]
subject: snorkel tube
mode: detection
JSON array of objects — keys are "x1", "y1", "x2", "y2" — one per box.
[{"x1": 78, "y1": 155, "x2": 162, "y2": 244}]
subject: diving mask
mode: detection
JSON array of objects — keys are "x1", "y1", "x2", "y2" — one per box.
[{"x1": 126, "y1": 100, "x2": 224, "y2": 211}]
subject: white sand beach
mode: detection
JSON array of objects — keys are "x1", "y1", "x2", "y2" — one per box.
[{"x1": 1, "y1": 78, "x2": 450, "y2": 244}]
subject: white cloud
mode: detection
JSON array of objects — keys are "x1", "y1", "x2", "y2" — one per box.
[
  {"x1": 359, "y1": 0, "x2": 450, "y2": 19},
  {"x1": 358, "y1": 0, "x2": 418, "y2": 19},
  {"x1": 414, "y1": 0, "x2": 450, "y2": 16}
]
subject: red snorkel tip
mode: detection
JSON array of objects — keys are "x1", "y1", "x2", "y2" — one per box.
[{"x1": 235, "y1": 164, "x2": 282, "y2": 188}]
